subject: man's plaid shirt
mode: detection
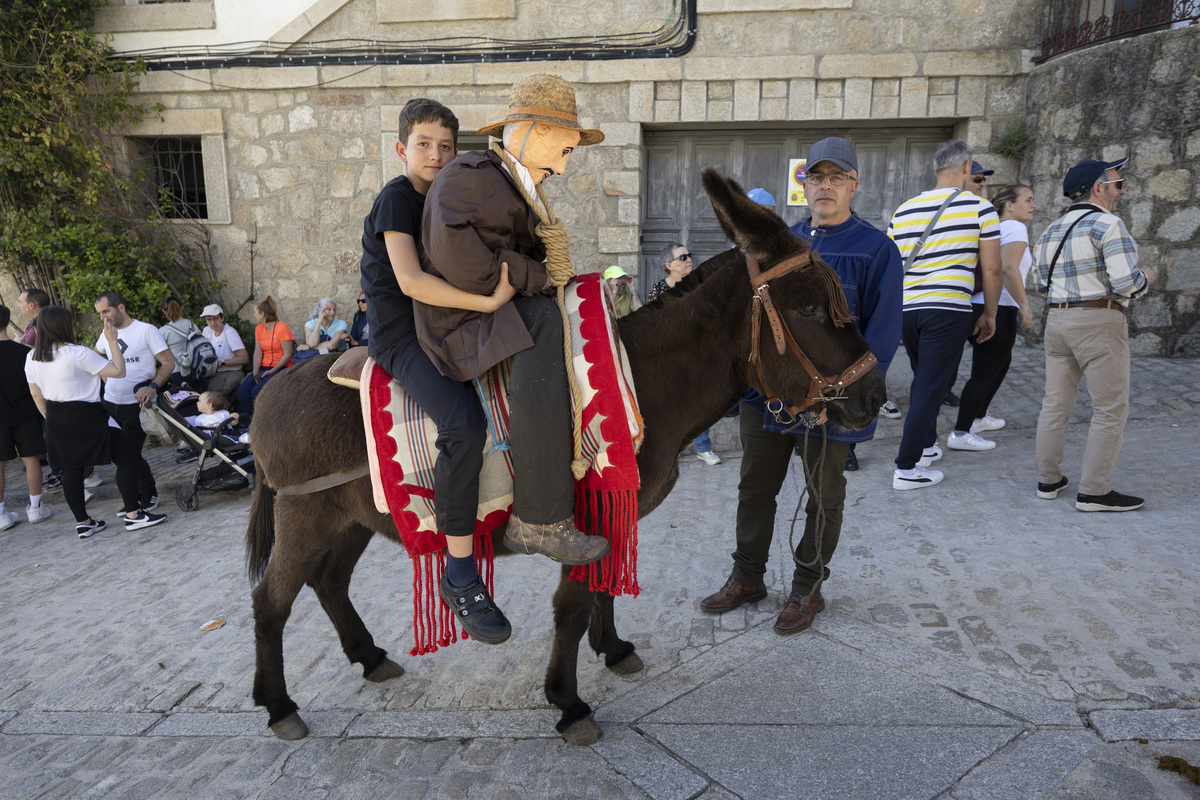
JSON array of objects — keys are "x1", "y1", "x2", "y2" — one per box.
[{"x1": 1032, "y1": 203, "x2": 1148, "y2": 306}]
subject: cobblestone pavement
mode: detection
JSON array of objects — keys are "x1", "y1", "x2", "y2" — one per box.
[{"x1": 3, "y1": 347, "x2": 1199, "y2": 799}]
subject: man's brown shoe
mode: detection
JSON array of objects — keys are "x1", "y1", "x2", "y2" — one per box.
[
  {"x1": 503, "y1": 514, "x2": 610, "y2": 566},
  {"x1": 773, "y1": 592, "x2": 825, "y2": 635},
  {"x1": 699, "y1": 578, "x2": 767, "y2": 613}
]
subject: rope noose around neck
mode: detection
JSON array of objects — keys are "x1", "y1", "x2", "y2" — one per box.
[{"x1": 490, "y1": 142, "x2": 590, "y2": 480}]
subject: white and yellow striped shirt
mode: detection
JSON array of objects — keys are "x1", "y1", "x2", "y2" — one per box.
[{"x1": 887, "y1": 188, "x2": 1000, "y2": 312}]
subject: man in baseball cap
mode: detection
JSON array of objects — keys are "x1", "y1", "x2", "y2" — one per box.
[
  {"x1": 1032, "y1": 155, "x2": 1152, "y2": 512},
  {"x1": 603, "y1": 265, "x2": 642, "y2": 317}
]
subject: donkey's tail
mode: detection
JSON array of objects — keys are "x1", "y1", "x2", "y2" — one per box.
[{"x1": 246, "y1": 468, "x2": 277, "y2": 584}]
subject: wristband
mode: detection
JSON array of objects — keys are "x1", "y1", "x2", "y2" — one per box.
[{"x1": 149, "y1": 382, "x2": 159, "y2": 391}]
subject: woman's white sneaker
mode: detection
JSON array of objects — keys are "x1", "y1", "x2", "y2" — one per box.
[
  {"x1": 947, "y1": 431, "x2": 996, "y2": 451},
  {"x1": 971, "y1": 415, "x2": 1005, "y2": 433},
  {"x1": 893, "y1": 467, "x2": 944, "y2": 490}
]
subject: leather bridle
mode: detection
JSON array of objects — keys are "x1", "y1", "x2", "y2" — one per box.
[{"x1": 746, "y1": 251, "x2": 878, "y2": 425}]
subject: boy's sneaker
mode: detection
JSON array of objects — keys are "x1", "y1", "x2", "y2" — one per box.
[
  {"x1": 27, "y1": 504, "x2": 53, "y2": 524},
  {"x1": 893, "y1": 467, "x2": 944, "y2": 491},
  {"x1": 124, "y1": 510, "x2": 167, "y2": 531},
  {"x1": 696, "y1": 450, "x2": 722, "y2": 466},
  {"x1": 1075, "y1": 491, "x2": 1144, "y2": 512},
  {"x1": 879, "y1": 400, "x2": 902, "y2": 419},
  {"x1": 1037, "y1": 476, "x2": 1069, "y2": 499},
  {"x1": 916, "y1": 444, "x2": 942, "y2": 467},
  {"x1": 971, "y1": 415, "x2": 1005, "y2": 433},
  {"x1": 43, "y1": 474, "x2": 63, "y2": 493},
  {"x1": 0, "y1": 511, "x2": 18, "y2": 531},
  {"x1": 947, "y1": 431, "x2": 996, "y2": 451},
  {"x1": 142, "y1": 496, "x2": 159, "y2": 512},
  {"x1": 439, "y1": 574, "x2": 512, "y2": 645},
  {"x1": 77, "y1": 519, "x2": 106, "y2": 539}
]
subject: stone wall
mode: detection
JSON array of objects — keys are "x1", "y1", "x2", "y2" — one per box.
[
  {"x1": 1023, "y1": 26, "x2": 1200, "y2": 356},
  {"x1": 107, "y1": 0, "x2": 1047, "y2": 329}
]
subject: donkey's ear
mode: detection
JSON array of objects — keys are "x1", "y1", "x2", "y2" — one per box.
[{"x1": 701, "y1": 169, "x2": 795, "y2": 262}]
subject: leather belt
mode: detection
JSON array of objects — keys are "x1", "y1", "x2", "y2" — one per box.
[{"x1": 1049, "y1": 299, "x2": 1125, "y2": 313}]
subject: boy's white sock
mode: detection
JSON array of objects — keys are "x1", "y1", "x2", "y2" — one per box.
[{"x1": 30, "y1": 494, "x2": 43, "y2": 509}]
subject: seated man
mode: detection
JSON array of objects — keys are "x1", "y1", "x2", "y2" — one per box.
[{"x1": 414, "y1": 73, "x2": 610, "y2": 565}]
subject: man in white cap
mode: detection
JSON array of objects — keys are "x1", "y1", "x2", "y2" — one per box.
[
  {"x1": 200, "y1": 304, "x2": 249, "y2": 399},
  {"x1": 1033, "y1": 157, "x2": 1153, "y2": 512},
  {"x1": 415, "y1": 73, "x2": 611, "y2": 567}
]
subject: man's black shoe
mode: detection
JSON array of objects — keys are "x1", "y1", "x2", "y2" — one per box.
[
  {"x1": 439, "y1": 574, "x2": 511, "y2": 644},
  {"x1": 844, "y1": 450, "x2": 859, "y2": 472},
  {"x1": 943, "y1": 391, "x2": 961, "y2": 407},
  {"x1": 175, "y1": 446, "x2": 199, "y2": 463},
  {"x1": 1076, "y1": 490, "x2": 1144, "y2": 512},
  {"x1": 1037, "y1": 476, "x2": 1069, "y2": 499}
]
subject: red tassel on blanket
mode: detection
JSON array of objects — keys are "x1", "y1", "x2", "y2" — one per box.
[
  {"x1": 568, "y1": 486, "x2": 640, "y2": 597},
  {"x1": 406, "y1": 532, "x2": 498, "y2": 656}
]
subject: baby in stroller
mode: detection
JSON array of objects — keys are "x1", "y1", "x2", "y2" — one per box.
[
  {"x1": 158, "y1": 389, "x2": 254, "y2": 511},
  {"x1": 184, "y1": 392, "x2": 245, "y2": 438}
]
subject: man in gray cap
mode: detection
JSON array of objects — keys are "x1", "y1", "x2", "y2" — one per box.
[
  {"x1": 700, "y1": 137, "x2": 902, "y2": 635},
  {"x1": 1032, "y1": 157, "x2": 1154, "y2": 512}
]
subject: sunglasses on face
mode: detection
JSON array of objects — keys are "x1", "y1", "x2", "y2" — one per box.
[
  {"x1": 971, "y1": 176, "x2": 988, "y2": 184},
  {"x1": 1100, "y1": 179, "x2": 1125, "y2": 190},
  {"x1": 358, "y1": 299, "x2": 367, "y2": 304},
  {"x1": 675, "y1": 253, "x2": 692, "y2": 262}
]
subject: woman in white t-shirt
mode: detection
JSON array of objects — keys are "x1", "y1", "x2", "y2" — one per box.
[
  {"x1": 25, "y1": 306, "x2": 168, "y2": 538},
  {"x1": 950, "y1": 184, "x2": 1036, "y2": 446}
]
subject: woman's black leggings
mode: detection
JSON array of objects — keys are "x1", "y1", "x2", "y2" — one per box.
[
  {"x1": 63, "y1": 428, "x2": 142, "y2": 523},
  {"x1": 955, "y1": 304, "x2": 1019, "y2": 432}
]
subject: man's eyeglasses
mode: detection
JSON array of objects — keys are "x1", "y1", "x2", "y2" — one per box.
[
  {"x1": 804, "y1": 172, "x2": 854, "y2": 187},
  {"x1": 675, "y1": 252, "x2": 692, "y2": 261},
  {"x1": 1100, "y1": 179, "x2": 1125, "y2": 190},
  {"x1": 358, "y1": 298, "x2": 367, "y2": 304},
  {"x1": 971, "y1": 176, "x2": 988, "y2": 184}
]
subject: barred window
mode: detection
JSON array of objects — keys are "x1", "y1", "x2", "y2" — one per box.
[{"x1": 133, "y1": 136, "x2": 208, "y2": 220}]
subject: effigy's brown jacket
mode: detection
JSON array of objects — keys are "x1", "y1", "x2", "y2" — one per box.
[{"x1": 415, "y1": 149, "x2": 549, "y2": 381}]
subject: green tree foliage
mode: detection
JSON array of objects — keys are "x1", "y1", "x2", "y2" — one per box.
[{"x1": 0, "y1": 0, "x2": 218, "y2": 335}]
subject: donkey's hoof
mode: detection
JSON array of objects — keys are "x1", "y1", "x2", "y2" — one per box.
[
  {"x1": 607, "y1": 652, "x2": 644, "y2": 675},
  {"x1": 270, "y1": 712, "x2": 309, "y2": 740},
  {"x1": 365, "y1": 657, "x2": 405, "y2": 683},
  {"x1": 560, "y1": 714, "x2": 603, "y2": 746}
]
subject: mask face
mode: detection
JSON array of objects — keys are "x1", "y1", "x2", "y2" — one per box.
[{"x1": 511, "y1": 122, "x2": 580, "y2": 185}]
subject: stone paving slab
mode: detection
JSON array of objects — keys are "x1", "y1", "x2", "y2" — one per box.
[
  {"x1": 148, "y1": 710, "x2": 358, "y2": 737},
  {"x1": 348, "y1": 709, "x2": 562, "y2": 739},
  {"x1": 593, "y1": 727, "x2": 709, "y2": 800},
  {"x1": 949, "y1": 729, "x2": 1100, "y2": 800},
  {"x1": 1089, "y1": 708, "x2": 1200, "y2": 742},
  {"x1": 3, "y1": 710, "x2": 160, "y2": 737},
  {"x1": 1037, "y1": 740, "x2": 1200, "y2": 800},
  {"x1": 641, "y1": 722, "x2": 1022, "y2": 800}
]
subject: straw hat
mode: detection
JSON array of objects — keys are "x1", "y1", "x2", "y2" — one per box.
[{"x1": 478, "y1": 73, "x2": 604, "y2": 146}]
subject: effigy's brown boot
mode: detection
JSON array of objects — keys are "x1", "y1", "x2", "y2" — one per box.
[{"x1": 503, "y1": 514, "x2": 610, "y2": 566}]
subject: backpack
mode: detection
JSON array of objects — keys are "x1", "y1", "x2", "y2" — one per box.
[{"x1": 166, "y1": 322, "x2": 220, "y2": 383}]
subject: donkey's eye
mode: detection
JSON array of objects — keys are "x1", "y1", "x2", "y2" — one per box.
[{"x1": 800, "y1": 304, "x2": 818, "y2": 316}]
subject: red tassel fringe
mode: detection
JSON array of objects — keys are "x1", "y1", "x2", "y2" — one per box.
[{"x1": 568, "y1": 486, "x2": 640, "y2": 597}]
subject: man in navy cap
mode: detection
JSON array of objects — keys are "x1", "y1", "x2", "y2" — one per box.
[
  {"x1": 699, "y1": 137, "x2": 902, "y2": 635},
  {"x1": 1032, "y1": 157, "x2": 1154, "y2": 512},
  {"x1": 967, "y1": 160, "x2": 994, "y2": 197}
]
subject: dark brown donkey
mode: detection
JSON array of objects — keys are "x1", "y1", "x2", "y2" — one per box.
[{"x1": 246, "y1": 170, "x2": 887, "y2": 744}]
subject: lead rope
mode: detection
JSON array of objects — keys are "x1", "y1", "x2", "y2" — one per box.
[
  {"x1": 786, "y1": 425, "x2": 830, "y2": 603},
  {"x1": 490, "y1": 142, "x2": 589, "y2": 480}
]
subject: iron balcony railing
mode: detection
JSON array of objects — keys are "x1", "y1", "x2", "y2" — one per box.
[{"x1": 1035, "y1": 0, "x2": 1199, "y2": 62}]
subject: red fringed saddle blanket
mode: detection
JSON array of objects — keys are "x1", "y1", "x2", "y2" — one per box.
[{"x1": 362, "y1": 273, "x2": 644, "y2": 655}]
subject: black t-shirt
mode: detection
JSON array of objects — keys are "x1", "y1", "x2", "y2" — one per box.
[
  {"x1": 0, "y1": 339, "x2": 39, "y2": 423},
  {"x1": 360, "y1": 174, "x2": 424, "y2": 358}
]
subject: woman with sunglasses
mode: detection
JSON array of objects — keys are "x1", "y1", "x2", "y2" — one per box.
[
  {"x1": 349, "y1": 294, "x2": 370, "y2": 348},
  {"x1": 947, "y1": 183, "x2": 1036, "y2": 450},
  {"x1": 646, "y1": 242, "x2": 722, "y2": 465}
]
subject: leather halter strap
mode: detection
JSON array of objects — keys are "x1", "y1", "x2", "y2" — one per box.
[{"x1": 745, "y1": 252, "x2": 878, "y2": 418}]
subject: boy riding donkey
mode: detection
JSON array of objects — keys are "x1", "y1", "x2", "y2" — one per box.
[{"x1": 413, "y1": 75, "x2": 612, "y2": 638}]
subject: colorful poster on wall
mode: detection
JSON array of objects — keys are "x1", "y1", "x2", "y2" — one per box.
[{"x1": 788, "y1": 158, "x2": 808, "y2": 206}]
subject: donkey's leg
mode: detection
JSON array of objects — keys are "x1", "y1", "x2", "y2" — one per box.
[
  {"x1": 251, "y1": 498, "x2": 336, "y2": 740},
  {"x1": 308, "y1": 521, "x2": 403, "y2": 683},
  {"x1": 588, "y1": 593, "x2": 644, "y2": 675},
  {"x1": 545, "y1": 569, "x2": 603, "y2": 745}
]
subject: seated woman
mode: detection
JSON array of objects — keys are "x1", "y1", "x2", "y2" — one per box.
[
  {"x1": 235, "y1": 296, "x2": 294, "y2": 419},
  {"x1": 295, "y1": 297, "x2": 349, "y2": 357},
  {"x1": 158, "y1": 297, "x2": 202, "y2": 390},
  {"x1": 24, "y1": 306, "x2": 168, "y2": 537}
]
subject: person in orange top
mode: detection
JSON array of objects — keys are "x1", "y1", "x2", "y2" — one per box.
[{"x1": 236, "y1": 296, "x2": 295, "y2": 419}]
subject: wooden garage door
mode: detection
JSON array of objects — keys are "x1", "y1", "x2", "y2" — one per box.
[{"x1": 639, "y1": 126, "x2": 954, "y2": 295}]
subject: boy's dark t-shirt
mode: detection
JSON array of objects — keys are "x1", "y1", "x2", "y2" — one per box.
[
  {"x1": 360, "y1": 174, "x2": 425, "y2": 358},
  {"x1": 0, "y1": 339, "x2": 39, "y2": 423}
]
